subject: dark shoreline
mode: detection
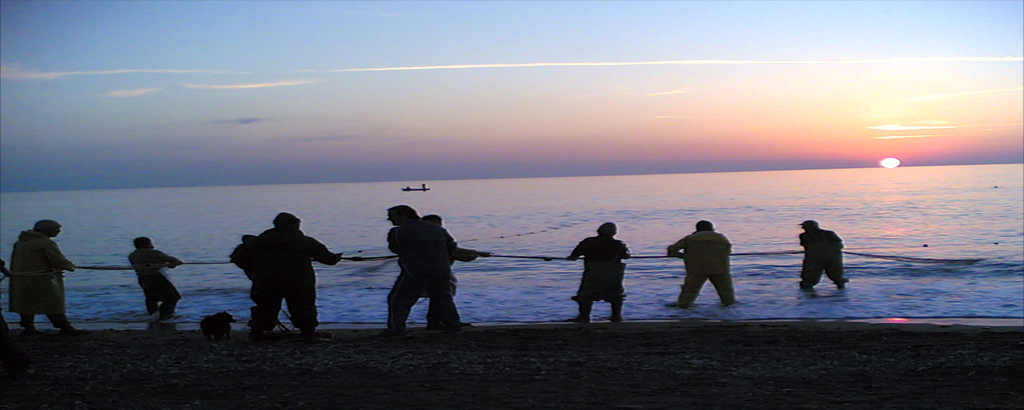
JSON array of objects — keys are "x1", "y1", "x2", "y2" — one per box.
[{"x1": 3, "y1": 320, "x2": 1022, "y2": 409}]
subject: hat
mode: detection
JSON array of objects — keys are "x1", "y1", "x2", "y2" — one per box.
[
  {"x1": 273, "y1": 212, "x2": 301, "y2": 227},
  {"x1": 33, "y1": 219, "x2": 62, "y2": 230},
  {"x1": 800, "y1": 220, "x2": 819, "y2": 228},
  {"x1": 695, "y1": 220, "x2": 714, "y2": 231},
  {"x1": 597, "y1": 222, "x2": 617, "y2": 235}
]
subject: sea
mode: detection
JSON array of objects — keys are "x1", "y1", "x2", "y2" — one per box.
[{"x1": 1, "y1": 164, "x2": 1022, "y2": 329}]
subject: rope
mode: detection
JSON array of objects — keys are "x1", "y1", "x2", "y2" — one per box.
[
  {"x1": 3, "y1": 249, "x2": 987, "y2": 273},
  {"x1": 842, "y1": 251, "x2": 983, "y2": 265}
]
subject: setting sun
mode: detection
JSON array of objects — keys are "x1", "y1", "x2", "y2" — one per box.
[{"x1": 880, "y1": 158, "x2": 902, "y2": 169}]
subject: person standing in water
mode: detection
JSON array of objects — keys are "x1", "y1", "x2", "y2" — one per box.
[
  {"x1": 798, "y1": 220, "x2": 847, "y2": 290},
  {"x1": 666, "y1": 220, "x2": 736, "y2": 308},
  {"x1": 566, "y1": 222, "x2": 631, "y2": 323}
]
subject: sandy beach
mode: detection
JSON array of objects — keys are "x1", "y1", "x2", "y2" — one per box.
[{"x1": 1, "y1": 320, "x2": 1021, "y2": 410}]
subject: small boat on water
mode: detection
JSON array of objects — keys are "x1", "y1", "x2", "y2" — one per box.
[{"x1": 402, "y1": 183, "x2": 430, "y2": 192}]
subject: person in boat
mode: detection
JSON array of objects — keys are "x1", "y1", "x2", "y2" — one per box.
[
  {"x1": 376, "y1": 205, "x2": 461, "y2": 338},
  {"x1": 420, "y1": 214, "x2": 491, "y2": 330},
  {"x1": 798, "y1": 220, "x2": 847, "y2": 290},
  {"x1": 230, "y1": 213, "x2": 343, "y2": 343},
  {"x1": 566, "y1": 222, "x2": 631, "y2": 323},
  {"x1": 128, "y1": 237, "x2": 184, "y2": 322},
  {"x1": 8, "y1": 219, "x2": 91, "y2": 336},
  {"x1": 666, "y1": 220, "x2": 736, "y2": 308}
]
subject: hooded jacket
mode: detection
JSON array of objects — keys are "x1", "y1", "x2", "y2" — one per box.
[
  {"x1": 8, "y1": 230, "x2": 76, "y2": 314},
  {"x1": 667, "y1": 230, "x2": 732, "y2": 276}
]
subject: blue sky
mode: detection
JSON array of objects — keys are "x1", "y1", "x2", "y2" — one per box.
[{"x1": 1, "y1": 1, "x2": 1021, "y2": 192}]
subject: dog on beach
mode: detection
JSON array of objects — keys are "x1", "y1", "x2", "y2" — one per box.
[{"x1": 200, "y1": 312, "x2": 236, "y2": 341}]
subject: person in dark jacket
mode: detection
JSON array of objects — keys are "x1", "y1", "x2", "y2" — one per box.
[
  {"x1": 566, "y1": 222, "x2": 631, "y2": 323},
  {"x1": 421, "y1": 214, "x2": 490, "y2": 330},
  {"x1": 375, "y1": 205, "x2": 460, "y2": 338},
  {"x1": 230, "y1": 213, "x2": 343, "y2": 343},
  {"x1": 798, "y1": 220, "x2": 847, "y2": 289},
  {"x1": 128, "y1": 237, "x2": 184, "y2": 321}
]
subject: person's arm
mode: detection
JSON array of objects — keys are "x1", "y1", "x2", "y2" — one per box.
[
  {"x1": 44, "y1": 241, "x2": 76, "y2": 272},
  {"x1": 620, "y1": 242, "x2": 631, "y2": 260},
  {"x1": 567, "y1": 239, "x2": 588, "y2": 261},
  {"x1": 667, "y1": 238, "x2": 686, "y2": 257},
  {"x1": 155, "y1": 250, "x2": 184, "y2": 268},
  {"x1": 308, "y1": 238, "x2": 343, "y2": 266}
]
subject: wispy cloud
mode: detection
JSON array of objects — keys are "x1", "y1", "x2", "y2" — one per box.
[
  {"x1": 105, "y1": 88, "x2": 162, "y2": 98},
  {"x1": 647, "y1": 88, "x2": 692, "y2": 97},
  {"x1": 324, "y1": 56, "x2": 1023, "y2": 73},
  {"x1": 873, "y1": 135, "x2": 943, "y2": 140},
  {"x1": 904, "y1": 87, "x2": 1024, "y2": 102},
  {"x1": 868, "y1": 124, "x2": 959, "y2": 131},
  {"x1": 183, "y1": 80, "x2": 317, "y2": 89},
  {"x1": 211, "y1": 118, "x2": 264, "y2": 125},
  {"x1": 1, "y1": 65, "x2": 222, "y2": 80}
]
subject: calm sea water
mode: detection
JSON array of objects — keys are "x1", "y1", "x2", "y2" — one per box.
[{"x1": 1, "y1": 164, "x2": 1022, "y2": 328}]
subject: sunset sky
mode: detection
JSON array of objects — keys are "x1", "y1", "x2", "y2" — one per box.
[{"x1": 1, "y1": 1, "x2": 1021, "y2": 192}]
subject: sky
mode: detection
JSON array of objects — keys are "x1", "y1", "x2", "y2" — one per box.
[{"x1": 1, "y1": 1, "x2": 1022, "y2": 192}]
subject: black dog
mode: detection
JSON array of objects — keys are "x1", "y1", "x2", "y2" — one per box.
[{"x1": 200, "y1": 312, "x2": 236, "y2": 341}]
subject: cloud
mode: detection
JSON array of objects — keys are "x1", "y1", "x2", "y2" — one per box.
[
  {"x1": 904, "y1": 87, "x2": 1024, "y2": 103},
  {"x1": 873, "y1": 135, "x2": 943, "y2": 140},
  {"x1": 211, "y1": 118, "x2": 264, "y2": 125},
  {"x1": 105, "y1": 88, "x2": 162, "y2": 98},
  {"x1": 183, "y1": 79, "x2": 317, "y2": 89},
  {"x1": 868, "y1": 124, "x2": 959, "y2": 131},
  {"x1": 647, "y1": 88, "x2": 692, "y2": 97},
  {"x1": 1, "y1": 65, "x2": 221, "y2": 80},
  {"x1": 325, "y1": 56, "x2": 1023, "y2": 73}
]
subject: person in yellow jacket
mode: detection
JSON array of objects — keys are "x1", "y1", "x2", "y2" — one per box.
[
  {"x1": 8, "y1": 220, "x2": 90, "y2": 335},
  {"x1": 666, "y1": 220, "x2": 736, "y2": 308}
]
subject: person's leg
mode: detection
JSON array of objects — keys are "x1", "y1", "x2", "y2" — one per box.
[
  {"x1": 386, "y1": 274, "x2": 425, "y2": 334},
  {"x1": 284, "y1": 280, "x2": 319, "y2": 334},
  {"x1": 823, "y1": 257, "x2": 847, "y2": 289},
  {"x1": 425, "y1": 276, "x2": 461, "y2": 332},
  {"x1": 18, "y1": 314, "x2": 35, "y2": 330},
  {"x1": 708, "y1": 274, "x2": 736, "y2": 306},
  {"x1": 677, "y1": 274, "x2": 708, "y2": 307},
  {"x1": 799, "y1": 259, "x2": 824, "y2": 289},
  {"x1": 609, "y1": 297, "x2": 623, "y2": 322},
  {"x1": 569, "y1": 296, "x2": 593, "y2": 323},
  {"x1": 249, "y1": 281, "x2": 284, "y2": 336}
]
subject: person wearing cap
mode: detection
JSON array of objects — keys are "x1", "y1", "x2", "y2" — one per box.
[
  {"x1": 566, "y1": 222, "x2": 631, "y2": 323},
  {"x1": 8, "y1": 220, "x2": 91, "y2": 335},
  {"x1": 230, "y1": 213, "x2": 343, "y2": 343},
  {"x1": 128, "y1": 237, "x2": 184, "y2": 322},
  {"x1": 798, "y1": 220, "x2": 847, "y2": 290},
  {"x1": 666, "y1": 220, "x2": 736, "y2": 308}
]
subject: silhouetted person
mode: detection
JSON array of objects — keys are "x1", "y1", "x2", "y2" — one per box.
[
  {"x1": 666, "y1": 220, "x2": 736, "y2": 308},
  {"x1": 798, "y1": 220, "x2": 847, "y2": 290},
  {"x1": 421, "y1": 214, "x2": 491, "y2": 330},
  {"x1": 8, "y1": 220, "x2": 90, "y2": 335},
  {"x1": 128, "y1": 237, "x2": 184, "y2": 321},
  {"x1": 0, "y1": 260, "x2": 32, "y2": 379},
  {"x1": 230, "y1": 213, "x2": 342, "y2": 343},
  {"x1": 376, "y1": 205, "x2": 460, "y2": 338},
  {"x1": 566, "y1": 222, "x2": 630, "y2": 323}
]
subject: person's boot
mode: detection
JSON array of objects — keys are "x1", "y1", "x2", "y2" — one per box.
[
  {"x1": 568, "y1": 296, "x2": 592, "y2": 323},
  {"x1": 610, "y1": 300, "x2": 623, "y2": 322}
]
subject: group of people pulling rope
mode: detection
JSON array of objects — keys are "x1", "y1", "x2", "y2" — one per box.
[{"x1": 0, "y1": 210, "x2": 985, "y2": 342}]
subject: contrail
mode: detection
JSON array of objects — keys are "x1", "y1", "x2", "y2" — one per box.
[{"x1": 325, "y1": 56, "x2": 1023, "y2": 73}]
